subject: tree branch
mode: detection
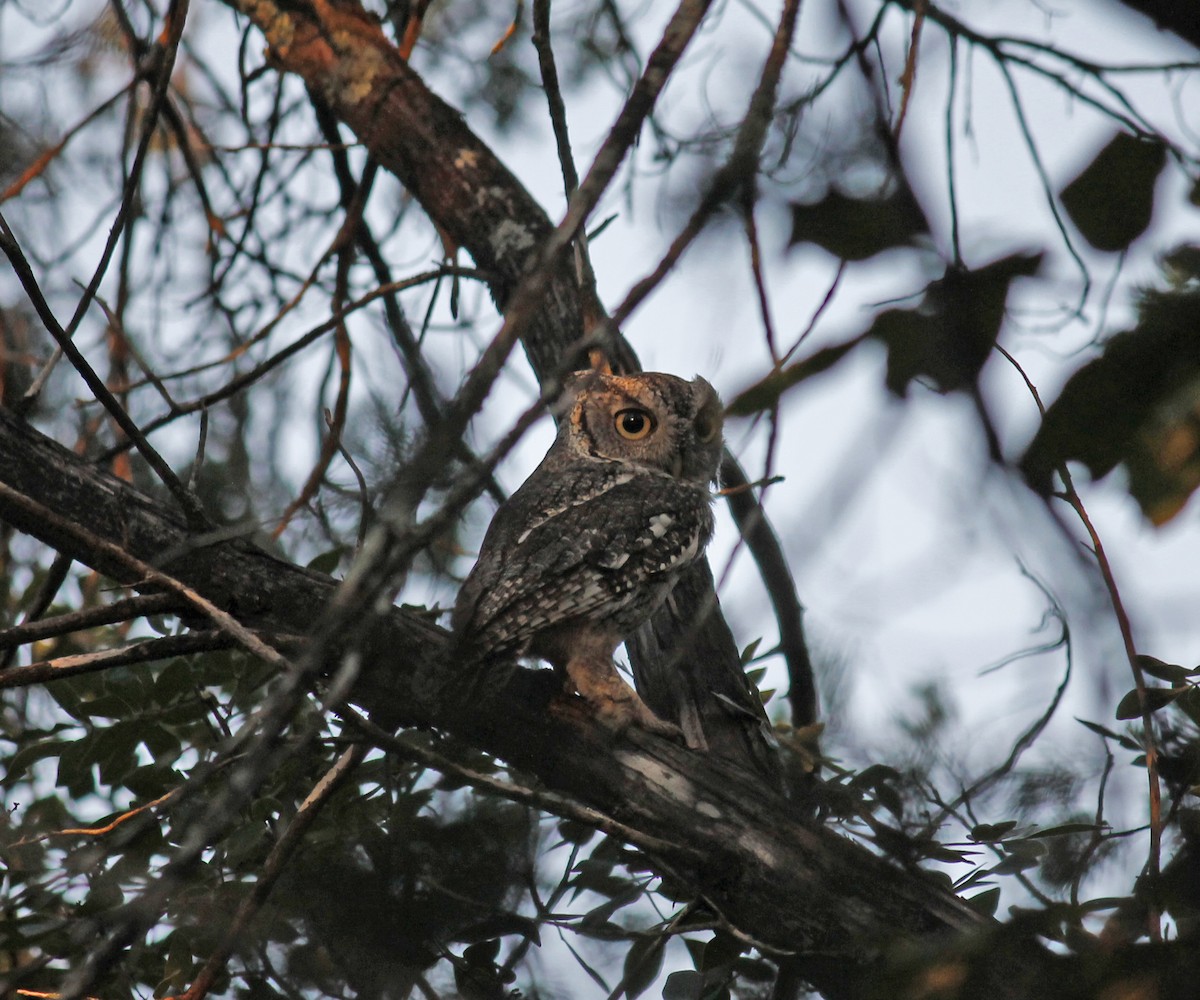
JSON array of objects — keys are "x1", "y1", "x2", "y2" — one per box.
[{"x1": 0, "y1": 405, "x2": 992, "y2": 1000}]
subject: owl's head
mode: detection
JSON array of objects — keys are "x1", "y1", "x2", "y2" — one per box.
[{"x1": 557, "y1": 371, "x2": 724, "y2": 484}]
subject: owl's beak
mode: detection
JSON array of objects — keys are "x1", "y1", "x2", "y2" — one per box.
[{"x1": 671, "y1": 453, "x2": 684, "y2": 479}]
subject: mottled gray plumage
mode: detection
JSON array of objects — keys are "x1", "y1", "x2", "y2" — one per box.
[{"x1": 451, "y1": 371, "x2": 723, "y2": 736}]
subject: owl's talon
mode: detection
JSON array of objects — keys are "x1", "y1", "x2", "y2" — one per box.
[
  {"x1": 592, "y1": 696, "x2": 685, "y2": 743},
  {"x1": 637, "y1": 713, "x2": 687, "y2": 744}
]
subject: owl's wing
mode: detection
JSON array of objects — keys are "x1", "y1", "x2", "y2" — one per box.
[{"x1": 453, "y1": 465, "x2": 714, "y2": 654}]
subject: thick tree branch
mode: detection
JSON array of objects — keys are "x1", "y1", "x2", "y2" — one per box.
[{"x1": 0, "y1": 405, "x2": 988, "y2": 1000}]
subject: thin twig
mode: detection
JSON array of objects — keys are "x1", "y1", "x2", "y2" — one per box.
[
  {"x1": 11, "y1": 789, "x2": 181, "y2": 848},
  {"x1": 996, "y1": 342, "x2": 1163, "y2": 941},
  {"x1": 272, "y1": 159, "x2": 369, "y2": 537},
  {"x1": 603, "y1": 0, "x2": 802, "y2": 334},
  {"x1": 0, "y1": 592, "x2": 181, "y2": 652},
  {"x1": 1, "y1": 85, "x2": 132, "y2": 203},
  {"x1": 0, "y1": 215, "x2": 206, "y2": 530},
  {"x1": 0, "y1": 480, "x2": 288, "y2": 672},
  {"x1": 532, "y1": 0, "x2": 601, "y2": 319},
  {"x1": 0, "y1": 632, "x2": 240, "y2": 689},
  {"x1": 895, "y1": 0, "x2": 927, "y2": 138},
  {"x1": 0, "y1": 551, "x2": 72, "y2": 669},
  {"x1": 101, "y1": 267, "x2": 489, "y2": 458}
]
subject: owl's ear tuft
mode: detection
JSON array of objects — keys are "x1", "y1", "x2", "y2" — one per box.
[{"x1": 586, "y1": 347, "x2": 614, "y2": 375}]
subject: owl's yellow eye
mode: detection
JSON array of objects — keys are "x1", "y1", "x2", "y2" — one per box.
[{"x1": 615, "y1": 408, "x2": 655, "y2": 440}]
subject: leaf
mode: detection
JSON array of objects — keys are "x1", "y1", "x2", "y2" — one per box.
[
  {"x1": 1018, "y1": 822, "x2": 1103, "y2": 840},
  {"x1": 94, "y1": 722, "x2": 141, "y2": 784},
  {"x1": 1020, "y1": 267, "x2": 1200, "y2": 522},
  {"x1": 580, "y1": 884, "x2": 643, "y2": 930},
  {"x1": 462, "y1": 939, "x2": 500, "y2": 964},
  {"x1": 45, "y1": 680, "x2": 87, "y2": 722},
  {"x1": 79, "y1": 693, "x2": 134, "y2": 719},
  {"x1": 1115, "y1": 685, "x2": 1183, "y2": 720},
  {"x1": 966, "y1": 887, "x2": 1001, "y2": 917},
  {"x1": 140, "y1": 724, "x2": 181, "y2": 761},
  {"x1": 123, "y1": 763, "x2": 176, "y2": 799},
  {"x1": 454, "y1": 913, "x2": 542, "y2": 946},
  {"x1": 874, "y1": 781, "x2": 904, "y2": 820},
  {"x1": 1077, "y1": 718, "x2": 1143, "y2": 752},
  {"x1": 306, "y1": 547, "x2": 345, "y2": 575},
  {"x1": 3, "y1": 739, "x2": 65, "y2": 787},
  {"x1": 1060, "y1": 133, "x2": 1167, "y2": 252},
  {"x1": 969, "y1": 820, "x2": 1018, "y2": 843},
  {"x1": 725, "y1": 340, "x2": 858, "y2": 416},
  {"x1": 851, "y1": 763, "x2": 904, "y2": 786},
  {"x1": 663, "y1": 970, "x2": 704, "y2": 1000},
  {"x1": 873, "y1": 254, "x2": 1042, "y2": 396},
  {"x1": 153, "y1": 658, "x2": 195, "y2": 704},
  {"x1": 556, "y1": 819, "x2": 597, "y2": 846},
  {"x1": 992, "y1": 852, "x2": 1041, "y2": 875},
  {"x1": 732, "y1": 956, "x2": 776, "y2": 983},
  {"x1": 1177, "y1": 687, "x2": 1200, "y2": 728},
  {"x1": 702, "y1": 931, "x2": 746, "y2": 971},
  {"x1": 622, "y1": 936, "x2": 666, "y2": 1000},
  {"x1": 56, "y1": 738, "x2": 95, "y2": 798},
  {"x1": 569, "y1": 858, "x2": 627, "y2": 898},
  {"x1": 789, "y1": 182, "x2": 929, "y2": 260},
  {"x1": 1135, "y1": 654, "x2": 1194, "y2": 684}
]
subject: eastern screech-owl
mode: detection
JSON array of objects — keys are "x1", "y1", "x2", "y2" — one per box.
[{"x1": 451, "y1": 371, "x2": 724, "y2": 738}]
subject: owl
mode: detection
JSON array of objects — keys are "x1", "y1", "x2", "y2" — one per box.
[{"x1": 451, "y1": 370, "x2": 724, "y2": 738}]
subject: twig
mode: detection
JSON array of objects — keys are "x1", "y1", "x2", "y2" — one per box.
[
  {"x1": 603, "y1": 0, "x2": 802, "y2": 333},
  {"x1": 11, "y1": 789, "x2": 181, "y2": 848},
  {"x1": 0, "y1": 592, "x2": 181, "y2": 651},
  {"x1": 272, "y1": 160, "x2": 369, "y2": 537},
  {"x1": 996, "y1": 343, "x2": 1163, "y2": 941},
  {"x1": 0, "y1": 214, "x2": 206, "y2": 531},
  {"x1": 742, "y1": 203, "x2": 779, "y2": 363},
  {"x1": 780, "y1": 261, "x2": 846, "y2": 364},
  {"x1": 715, "y1": 453, "x2": 811, "y2": 725},
  {"x1": 101, "y1": 266, "x2": 489, "y2": 457},
  {"x1": 921, "y1": 567, "x2": 1073, "y2": 834},
  {"x1": 532, "y1": 0, "x2": 601, "y2": 321},
  {"x1": 0, "y1": 632, "x2": 239, "y2": 689},
  {"x1": 0, "y1": 480, "x2": 288, "y2": 672},
  {"x1": 0, "y1": 551, "x2": 72, "y2": 669},
  {"x1": 188, "y1": 408, "x2": 209, "y2": 493},
  {"x1": 1, "y1": 85, "x2": 132, "y2": 203},
  {"x1": 895, "y1": 0, "x2": 927, "y2": 138},
  {"x1": 491, "y1": 0, "x2": 524, "y2": 55}
]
